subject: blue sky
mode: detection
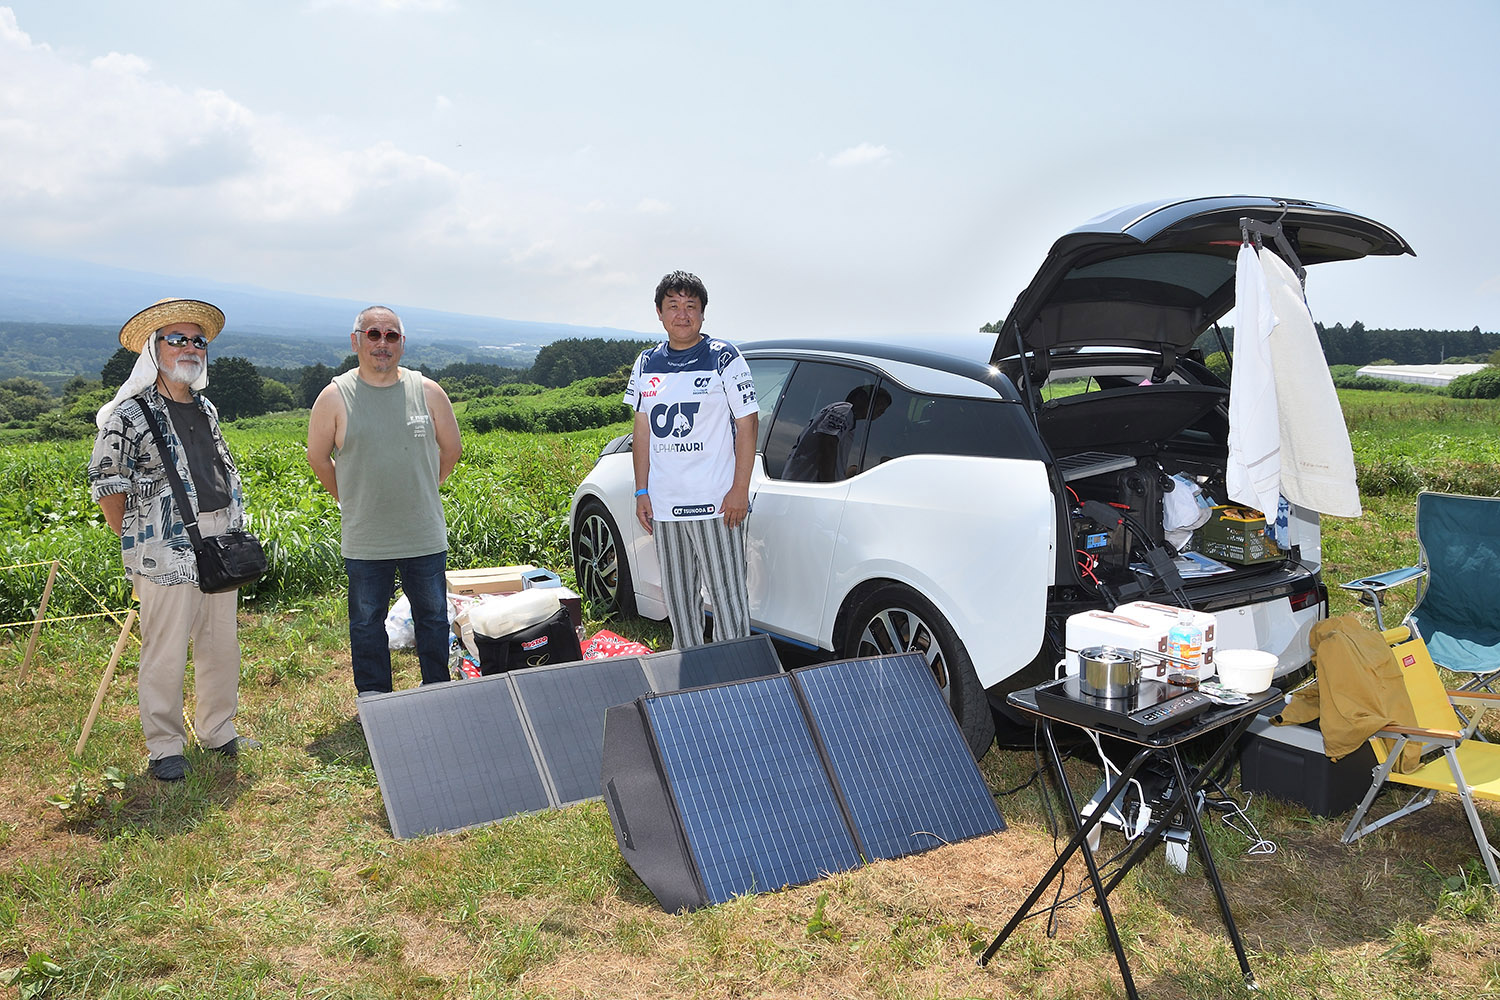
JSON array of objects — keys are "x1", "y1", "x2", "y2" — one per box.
[{"x1": 1, "y1": 1, "x2": 1496, "y2": 341}]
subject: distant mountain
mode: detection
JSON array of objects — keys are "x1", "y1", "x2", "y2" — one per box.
[{"x1": 0, "y1": 248, "x2": 650, "y2": 386}]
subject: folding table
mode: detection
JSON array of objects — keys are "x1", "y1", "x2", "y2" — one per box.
[{"x1": 979, "y1": 683, "x2": 1282, "y2": 998}]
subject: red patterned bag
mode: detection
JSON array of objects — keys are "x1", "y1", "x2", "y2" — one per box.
[{"x1": 582, "y1": 629, "x2": 653, "y2": 659}]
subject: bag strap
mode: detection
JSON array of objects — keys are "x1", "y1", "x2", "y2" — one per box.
[{"x1": 133, "y1": 394, "x2": 207, "y2": 551}]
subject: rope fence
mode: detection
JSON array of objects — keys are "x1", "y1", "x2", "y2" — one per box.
[{"x1": 2, "y1": 559, "x2": 138, "y2": 755}]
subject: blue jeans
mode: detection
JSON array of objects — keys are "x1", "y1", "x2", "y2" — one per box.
[{"x1": 345, "y1": 550, "x2": 450, "y2": 694}]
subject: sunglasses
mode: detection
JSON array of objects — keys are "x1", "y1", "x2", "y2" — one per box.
[
  {"x1": 159, "y1": 333, "x2": 209, "y2": 350},
  {"x1": 361, "y1": 328, "x2": 403, "y2": 343}
]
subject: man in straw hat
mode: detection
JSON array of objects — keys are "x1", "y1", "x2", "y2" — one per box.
[
  {"x1": 307, "y1": 305, "x2": 462, "y2": 697},
  {"x1": 87, "y1": 298, "x2": 259, "y2": 783}
]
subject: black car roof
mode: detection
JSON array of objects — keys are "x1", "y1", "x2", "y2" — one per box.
[
  {"x1": 738, "y1": 338, "x2": 1023, "y2": 401},
  {"x1": 991, "y1": 196, "x2": 1415, "y2": 363}
]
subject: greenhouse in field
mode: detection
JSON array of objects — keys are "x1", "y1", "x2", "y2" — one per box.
[{"x1": 1354, "y1": 362, "x2": 1488, "y2": 386}]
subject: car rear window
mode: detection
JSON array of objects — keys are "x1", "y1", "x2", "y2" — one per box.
[{"x1": 862, "y1": 386, "x2": 1009, "y2": 468}]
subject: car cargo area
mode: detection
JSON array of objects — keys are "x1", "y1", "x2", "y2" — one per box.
[{"x1": 1036, "y1": 376, "x2": 1300, "y2": 607}]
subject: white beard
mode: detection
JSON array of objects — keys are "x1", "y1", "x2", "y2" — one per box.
[{"x1": 161, "y1": 356, "x2": 204, "y2": 385}]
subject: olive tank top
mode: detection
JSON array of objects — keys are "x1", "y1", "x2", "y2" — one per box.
[{"x1": 332, "y1": 367, "x2": 447, "y2": 559}]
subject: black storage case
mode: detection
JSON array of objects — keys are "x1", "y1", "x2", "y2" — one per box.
[
  {"x1": 476, "y1": 608, "x2": 582, "y2": 674},
  {"x1": 1237, "y1": 714, "x2": 1377, "y2": 818}
]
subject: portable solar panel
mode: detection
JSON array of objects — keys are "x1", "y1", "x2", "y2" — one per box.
[
  {"x1": 794, "y1": 653, "x2": 1006, "y2": 862},
  {"x1": 640, "y1": 633, "x2": 783, "y2": 691},
  {"x1": 601, "y1": 674, "x2": 862, "y2": 910},
  {"x1": 358, "y1": 676, "x2": 552, "y2": 839},
  {"x1": 645, "y1": 676, "x2": 862, "y2": 904},
  {"x1": 601, "y1": 700, "x2": 704, "y2": 911},
  {"x1": 361, "y1": 635, "x2": 790, "y2": 841},
  {"x1": 602, "y1": 652, "x2": 1008, "y2": 910},
  {"x1": 510, "y1": 656, "x2": 652, "y2": 805}
]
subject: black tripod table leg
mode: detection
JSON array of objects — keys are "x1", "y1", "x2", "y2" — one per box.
[
  {"x1": 1166, "y1": 749, "x2": 1256, "y2": 985},
  {"x1": 979, "y1": 721, "x2": 1151, "y2": 1000}
]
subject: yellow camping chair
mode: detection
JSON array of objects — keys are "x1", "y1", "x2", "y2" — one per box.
[{"x1": 1341, "y1": 626, "x2": 1500, "y2": 886}]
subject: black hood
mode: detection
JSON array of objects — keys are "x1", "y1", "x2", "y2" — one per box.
[{"x1": 990, "y1": 196, "x2": 1415, "y2": 364}]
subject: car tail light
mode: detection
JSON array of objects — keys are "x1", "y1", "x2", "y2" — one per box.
[{"x1": 1289, "y1": 583, "x2": 1326, "y2": 613}]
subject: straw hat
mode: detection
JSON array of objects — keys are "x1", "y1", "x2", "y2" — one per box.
[{"x1": 118, "y1": 298, "x2": 226, "y2": 353}]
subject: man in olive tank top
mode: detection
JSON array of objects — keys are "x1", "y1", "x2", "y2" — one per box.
[{"x1": 307, "y1": 305, "x2": 462, "y2": 695}]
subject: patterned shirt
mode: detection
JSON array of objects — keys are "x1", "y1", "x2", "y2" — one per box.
[
  {"x1": 88, "y1": 388, "x2": 246, "y2": 586},
  {"x1": 623, "y1": 336, "x2": 758, "y2": 520}
]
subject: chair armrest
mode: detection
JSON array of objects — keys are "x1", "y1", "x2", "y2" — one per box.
[
  {"x1": 1449, "y1": 690, "x2": 1500, "y2": 704},
  {"x1": 1449, "y1": 693, "x2": 1497, "y2": 730},
  {"x1": 1374, "y1": 724, "x2": 1462, "y2": 746},
  {"x1": 1339, "y1": 565, "x2": 1427, "y2": 594}
]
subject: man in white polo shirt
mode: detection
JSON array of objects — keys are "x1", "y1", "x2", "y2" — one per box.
[{"x1": 624, "y1": 271, "x2": 758, "y2": 648}]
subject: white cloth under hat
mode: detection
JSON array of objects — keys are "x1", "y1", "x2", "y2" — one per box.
[{"x1": 95, "y1": 336, "x2": 210, "y2": 430}]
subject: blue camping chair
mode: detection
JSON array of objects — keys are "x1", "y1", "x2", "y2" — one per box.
[{"x1": 1342, "y1": 492, "x2": 1500, "y2": 693}]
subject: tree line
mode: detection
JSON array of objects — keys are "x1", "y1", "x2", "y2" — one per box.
[
  {"x1": 1194, "y1": 322, "x2": 1498, "y2": 367},
  {"x1": 980, "y1": 317, "x2": 1499, "y2": 368},
  {"x1": 0, "y1": 336, "x2": 653, "y2": 441}
]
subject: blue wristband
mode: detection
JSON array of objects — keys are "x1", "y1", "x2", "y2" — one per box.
[{"x1": 634, "y1": 488, "x2": 649, "y2": 497}]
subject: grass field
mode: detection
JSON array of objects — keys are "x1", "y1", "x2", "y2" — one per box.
[{"x1": 3, "y1": 390, "x2": 1500, "y2": 998}]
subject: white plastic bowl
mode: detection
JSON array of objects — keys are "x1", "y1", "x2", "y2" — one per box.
[{"x1": 1215, "y1": 648, "x2": 1277, "y2": 693}]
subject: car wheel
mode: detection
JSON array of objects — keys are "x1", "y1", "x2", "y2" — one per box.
[
  {"x1": 842, "y1": 583, "x2": 996, "y2": 760},
  {"x1": 572, "y1": 499, "x2": 635, "y2": 617}
]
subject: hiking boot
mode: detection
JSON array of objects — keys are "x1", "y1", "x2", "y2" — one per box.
[
  {"x1": 147, "y1": 755, "x2": 190, "y2": 782},
  {"x1": 207, "y1": 736, "x2": 263, "y2": 757}
]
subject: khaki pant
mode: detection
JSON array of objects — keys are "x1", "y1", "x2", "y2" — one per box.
[{"x1": 135, "y1": 508, "x2": 242, "y2": 759}]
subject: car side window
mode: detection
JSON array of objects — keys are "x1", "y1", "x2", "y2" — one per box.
[
  {"x1": 861, "y1": 383, "x2": 1004, "y2": 469},
  {"x1": 745, "y1": 358, "x2": 796, "y2": 453},
  {"x1": 763, "y1": 362, "x2": 882, "y2": 481}
]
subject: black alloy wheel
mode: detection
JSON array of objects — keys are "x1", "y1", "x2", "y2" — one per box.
[{"x1": 571, "y1": 499, "x2": 634, "y2": 617}]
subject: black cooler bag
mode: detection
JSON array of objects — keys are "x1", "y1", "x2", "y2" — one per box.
[{"x1": 476, "y1": 608, "x2": 582, "y2": 675}]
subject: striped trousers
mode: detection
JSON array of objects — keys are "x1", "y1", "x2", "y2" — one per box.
[{"x1": 654, "y1": 516, "x2": 750, "y2": 649}]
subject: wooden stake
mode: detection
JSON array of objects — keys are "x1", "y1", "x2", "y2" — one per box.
[
  {"x1": 75, "y1": 606, "x2": 136, "y2": 758},
  {"x1": 17, "y1": 559, "x2": 60, "y2": 685}
]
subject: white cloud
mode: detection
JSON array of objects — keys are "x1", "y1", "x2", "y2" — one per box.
[
  {"x1": 0, "y1": 7, "x2": 36, "y2": 46},
  {"x1": 90, "y1": 51, "x2": 150, "y2": 76},
  {"x1": 433, "y1": 94, "x2": 452, "y2": 113},
  {"x1": 634, "y1": 198, "x2": 671, "y2": 214},
  {"x1": 305, "y1": 0, "x2": 453, "y2": 12},
  {"x1": 828, "y1": 142, "x2": 892, "y2": 168},
  {"x1": 0, "y1": 11, "x2": 537, "y2": 303}
]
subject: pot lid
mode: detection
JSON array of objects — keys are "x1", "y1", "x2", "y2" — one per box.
[{"x1": 1079, "y1": 644, "x2": 1140, "y2": 663}]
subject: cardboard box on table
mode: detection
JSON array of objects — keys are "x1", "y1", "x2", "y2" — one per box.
[
  {"x1": 1064, "y1": 601, "x2": 1219, "y2": 680},
  {"x1": 446, "y1": 565, "x2": 536, "y2": 597}
]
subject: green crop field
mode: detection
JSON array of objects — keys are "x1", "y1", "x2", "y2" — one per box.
[{"x1": 2, "y1": 391, "x2": 1499, "y2": 999}]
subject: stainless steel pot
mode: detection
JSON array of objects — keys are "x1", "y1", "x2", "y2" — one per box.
[{"x1": 1079, "y1": 645, "x2": 1143, "y2": 700}]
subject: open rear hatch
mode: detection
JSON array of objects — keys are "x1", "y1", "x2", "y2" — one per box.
[
  {"x1": 993, "y1": 197, "x2": 1414, "y2": 607},
  {"x1": 989, "y1": 196, "x2": 1415, "y2": 364}
]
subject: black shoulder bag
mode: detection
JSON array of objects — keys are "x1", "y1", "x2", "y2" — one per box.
[{"x1": 134, "y1": 396, "x2": 268, "y2": 594}]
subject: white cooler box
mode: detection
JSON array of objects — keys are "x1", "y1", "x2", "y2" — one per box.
[{"x1": 1064, "y1": 601, "x2": 1219, "y2": 682}]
